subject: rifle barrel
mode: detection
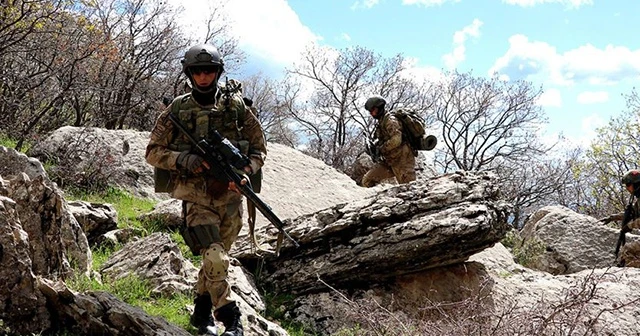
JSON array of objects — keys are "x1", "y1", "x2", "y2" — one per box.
[{"x1": 167, "y1": 113, "x2": 300, "y2": 248}]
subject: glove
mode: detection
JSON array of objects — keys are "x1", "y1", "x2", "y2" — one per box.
[
  {"x1": 176, "y1": 151, "x2": 208, "y2": 174},
  {"x1": 622, "y1": 222, "x2": 633, "y2": 234}
]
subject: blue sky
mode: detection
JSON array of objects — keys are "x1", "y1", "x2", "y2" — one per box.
[{"x1": 176, "y1": 0, "x2": 640, "y2": 146}]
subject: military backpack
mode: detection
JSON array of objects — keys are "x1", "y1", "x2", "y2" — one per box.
[{"x1": 393, "y1": 109, "x2": 437, "y2": 152}]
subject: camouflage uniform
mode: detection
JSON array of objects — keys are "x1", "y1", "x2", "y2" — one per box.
[
  {"x1": 618, "y1": 199, "x2": 640, "y2": 267},
  {"x1": 362, "y1": 111, "x2": 416, "y2": 187},
  {"x1": 145, "y1": 84, "x2": 266, "y2": 310}
]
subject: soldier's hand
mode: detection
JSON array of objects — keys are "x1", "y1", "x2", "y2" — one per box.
[
  {"x1": 228, "y1": 177, "x2": 248, "y2": 194},
  {"x1": 177, "y1": 152, "x2": 210, "y2": 174},
  {"x1": 622, "y1": 223, "x2": 633, "y2": 234}
]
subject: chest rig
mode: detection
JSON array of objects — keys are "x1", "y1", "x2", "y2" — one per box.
[{"x1": 169, "y1": 90, "x2": 248, "y2": 154}]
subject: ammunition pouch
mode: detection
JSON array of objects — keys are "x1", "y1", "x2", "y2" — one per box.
[
  {"x1": 237, "y1": 140, "x2": 250, "y2": 155},
  {"x1": 154, "y1": 168, "x2": 175, "y2": 193},
  {"x1": 180, "y1": 225, "x2": 222, "y2": 256}
]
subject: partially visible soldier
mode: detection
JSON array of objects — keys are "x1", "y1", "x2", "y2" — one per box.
[
  {"x1": 361, "y1": 95, "x2": 416, "y2": 188},
  {"x1": 146, "y1": 43, "x2": 266, "y2": 336},
  {"x1": 602, "y1": 169, "x2": 640, "y2": 267},
  {"x1": 242, "y1": 97, "x2": 259, "y2": 119}
]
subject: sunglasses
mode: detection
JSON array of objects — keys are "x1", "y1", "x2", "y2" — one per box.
[{"x1": 190, "y1": 67, "x2": 218, "y2": 75}]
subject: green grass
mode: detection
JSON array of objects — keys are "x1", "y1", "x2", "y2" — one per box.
[
  {"x1": 0, "y1": 133, "x2": 31, "y2": 153},
  {"x1": 66, "y1": 271, "x2": 196, "y2": 333},
  {"x1": 65, "y1": 187, "x2": 157, "y2": 235},
  {"x1": 263, "y1": 291, "x2": 319, "y2": 335},
  {"x1": 63, "y1": 186, "x2": 311, "y2": 336}
]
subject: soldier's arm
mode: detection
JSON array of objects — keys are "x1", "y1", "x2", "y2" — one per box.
[
  {"x1": 241, "y1": 109, "x2": 267, "y2": 174},
  {"x1": 628, "y1": 218, "x2": 640, "y2": 230},
  {"x1": 380, "y1": 116, "x2": 404, "y2": 153},
  {"x1": 145, "y1": 108, "x2": 181, "y2": 170},
  {"x1": 600, "y1": 212, "x2": 624, "y2": 224}
]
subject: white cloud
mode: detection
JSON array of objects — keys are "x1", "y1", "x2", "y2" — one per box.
[
  {"x1": 172, "y1": 0, "x2": 320, "y2": 70},
  {"x1": 577, "y1": 113, "x2": 605, "y2": 144},
  {"x1": 502, "y1": 0, "x2": 593, "y2": 7},
  {"x1": 489, "y1": 34, "x2": 640, "y2": 86},
  {"x1": 576, "y1": 91, "x2": 609, "y2": 104},
  {"x1": 402, "y1": 0, "x2": 460, "y2": 7},
  {"x1": 351, "y1": 0, "x2": 380, "y2": 9},
  {"x1": 340, "y1": 33, "x2": 352, "y2": 42},
  {"x1": 442, "y1": 19, "x2": 483, "y2": 70},
  {"x1": 537, "y1": 88, "x2": 562, "y2": 107},
  {"x1": 402, "y1": 57, "x2": 445, "y2": 84}
]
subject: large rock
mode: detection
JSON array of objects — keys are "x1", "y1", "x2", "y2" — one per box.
[
  {"x1": 0, "y1": 195, "x2": 50, "y2": 334},
  {"x1": 520, "y1": 205, "x2": 637, "y2": 274},
  {"x1": 100, "y1": 233, "x2": 288, "y2": 336},
  {"x1": 242, "y1": 142, "x2": 376, "y2": 231},
  {"x1": 470, "y1": 243, "x2": 640, "y2": 336},
  {"x1": 68, "y1": 200, "x2": 118, "y2": 246},
  {"x1": 27, "y1": 126, "x2": 161, "y2": 200},
  {"x1": 237, "y1": 171, "x2": 510, "y2": 294},
  {"x1": 39, "y1": 278, "x2": 191, "y2": 336},
  {"x1": 100, "y1": 232, "x2": 198, "y2": 297},
  {"x1": 0, "y1": 146, "x2": 92, "y2": 276}
]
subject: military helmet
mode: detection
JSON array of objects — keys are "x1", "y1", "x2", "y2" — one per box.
[
  {"x1": 181, "y1": 44, "x2": 224, "y2": 75},
  {"x1": 621, "y1": 169, "x2": 640, "y2": 186},
  {"x1": 181, "y1": 44, "x2": 224, "y2": 93},
  {"x1": 364, "y1": 95, "x2": 386, "y2": 112}
]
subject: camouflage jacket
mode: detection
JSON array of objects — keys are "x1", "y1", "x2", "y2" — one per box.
[
  {"x1": 374, "y1": 111, "x2": 413, "y2": 164},
  {"x1": 604, "y1": 197, "x2": 640, "y2": 229},
  {"x1": 145, "y1": 81, "x2": 267, "y2": 206}
]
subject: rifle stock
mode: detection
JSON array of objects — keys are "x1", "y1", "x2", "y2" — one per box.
[{"x1": 167, "y1": 112, "x2": 300, "y2": 248}]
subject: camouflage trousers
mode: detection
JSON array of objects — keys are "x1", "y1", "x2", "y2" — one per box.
[
  {"x1": 184, "y1": 199, "x2": 243, "y2": 310},
  {"x1": 619, "y1": 241, "x2": 640, "y2": 268},
  {"x1": 362, "y1": 157, "x2": 416, "y2": 188}
]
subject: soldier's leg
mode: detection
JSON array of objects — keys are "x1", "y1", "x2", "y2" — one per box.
[
  {"x1": 390, "y1": 148, "x2": 416, "y2": 184},
  {"x1": 619, "y1": 241, "x2": 640, "y2": 267},
  {"x1": 181, "y1": 201, "x2": 223, "y2": 335},
  {"x1": 362, "y1": 162, "x2": 395, "y2": 188},
  {"x1": 214, "y1": 200, "x2": 244, "y2": 336}
]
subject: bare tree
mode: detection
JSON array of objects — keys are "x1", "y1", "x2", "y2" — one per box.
[
  {"x1": 239, "y1": 72, "x2": 297, "y2": 145},
  {"x1": 431, "y1": 71, "x2": 549, "y2": 172},
  {"x1": 573, "y1": 94, "x2": 640, "y2": 219},
  {"x1": 285, "y1": 45, "x2": 436, "y2": 173},
  {"x1": 496, "y1": 149, "x2": 577, "y2": 227},
  {"x1": 0, "y1": 1, "x2": 105, "y2": 150},
  {"x1": 0, "y1": 0, "x2": 65, "y2": 55}
]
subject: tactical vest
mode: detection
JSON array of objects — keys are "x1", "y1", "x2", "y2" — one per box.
[
  {"x1": 168, "y1": 91, "x2": 248, "y2": 153},
  {"x1": 154, "y1": 85, "x2": 249, "y2": 193}
]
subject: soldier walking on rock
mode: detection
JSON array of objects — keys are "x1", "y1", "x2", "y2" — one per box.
[{"x1": 146, "y1": 43, "x2": 267, "y2": 336}]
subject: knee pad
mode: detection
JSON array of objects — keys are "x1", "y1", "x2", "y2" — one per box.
[
  {"x1": 202, "y1": 243, "x2": 229, "y2": 282},
  {"x1": 180, "y1": 224, "x2": 222, "y2": 256}
]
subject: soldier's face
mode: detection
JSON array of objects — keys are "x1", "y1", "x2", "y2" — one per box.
[
  {"x1": 627, "y1": 184, "x2": 634, "y2": 194},
  {"x1": 369, "y1": 107, "x2": 379, "y2": 118},
  {"x1": 190, "y1": 67, "x2": 218, "y2": 87}
]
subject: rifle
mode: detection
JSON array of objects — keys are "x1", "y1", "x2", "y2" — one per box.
[
  {"x1": 614, "y1": 195, "x2": 635, "y2": 258},
  {"x1": 365, "y1": 139, "x2": 382, "y2": 163},
  {"x1": 167, "y1": 112, "x2": 300, "y2": 248}
]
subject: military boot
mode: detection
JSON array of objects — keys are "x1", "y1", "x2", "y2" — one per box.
[
  {"x1": 215, "y1": 302, "x2": 243, "y2": 336},
  {"x1": 190, "y1": 293, "x2": 218, "y2": 336}
]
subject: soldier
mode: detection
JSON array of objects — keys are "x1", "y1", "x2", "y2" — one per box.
[
  {"x1": 361, "y1": 95, "x2": 416, "y2": 188},
  {"x1": 242, "y1": 97, "x2": 259, "y2": 119},
  {"x1": 603, "y1": 169, "x2": 640, "y2": 267},
  {"x1": 146, "y1": 44, "x2": 266, "y2": 336}
]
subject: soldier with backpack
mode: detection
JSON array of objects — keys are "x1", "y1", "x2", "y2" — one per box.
[
  {"x1": 601, "y1": 169, "x2": 640, "y2": 267},
  {"x1": 146, "y1": 43, "x2": 266, "y2": 336},
  {"x1": 362, "y1": 95, "x2": 418, "y2": 187}
]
